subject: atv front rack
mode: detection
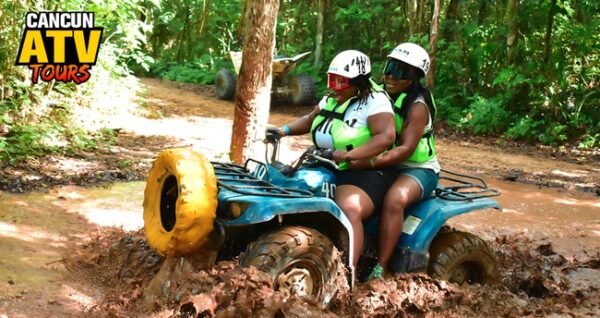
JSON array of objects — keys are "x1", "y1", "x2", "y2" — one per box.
[
  {"x1": 435, "y1": 169, "x2": 500, "y2": 201},
  {"x1": 212, "y1": 161, "x2": 313, "y2": 198}
]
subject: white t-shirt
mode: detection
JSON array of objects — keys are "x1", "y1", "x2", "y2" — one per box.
[{"x1": 313, "y1": 92, "x2": 393, "y2": 149}]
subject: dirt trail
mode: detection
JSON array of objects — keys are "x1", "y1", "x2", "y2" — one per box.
[
  {"x1": 1, "y1": 77, "x2": 597, "y2": 194},
  {"x1": 1, "y1": 77, "x2": 599, "y2": 317},
  {"x1": 141, "y1": 77, "x2": 600, "y2": 193}
]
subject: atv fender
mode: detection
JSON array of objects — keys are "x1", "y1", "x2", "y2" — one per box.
[
  {"x1": 364, "y1": 197, "x2": 500, "y2": 254},
  {"x1": 220, "y1": 196, "x2": 355, "y2": 281},
  {"x1": 399, "y1": 197, "x2": 500, "y2": 253}
]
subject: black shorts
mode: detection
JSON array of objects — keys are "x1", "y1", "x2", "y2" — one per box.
[{"x1": 336, "y1": 167, "x2": 399, "y2": 212}]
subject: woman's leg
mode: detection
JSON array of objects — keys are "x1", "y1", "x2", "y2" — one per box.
[
  {"x1": 335, "y1": 184, "x2": 375, "y2": 267},
  {"x1": 377, "y1": 175, "x2": 422, "y2": 269}
]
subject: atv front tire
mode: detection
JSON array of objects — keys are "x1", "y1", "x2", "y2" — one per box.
[
  {"x1": 143, "y1": 148, "x2": 218, "y2": 257},
  {"x1": 215, "y1": 69, "x2": 236, "y2": 100},
  {"x1": 240, "y1": 226, "x2": 345, "y2": 307},
  {"x1": 428, "y1": 231, "x2": 497, "y2": 285},
  {"x1": 288, "y1": 74, "x2": 315, "y2": 105}
]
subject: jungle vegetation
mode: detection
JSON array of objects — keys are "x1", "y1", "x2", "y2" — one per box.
[{"x1": 0, "y1": 0, "x2": 598, "y2": 164}]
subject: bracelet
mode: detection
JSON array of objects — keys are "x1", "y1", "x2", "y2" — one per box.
[
  {"x1": 282, "y1": 125, "x2": 290, "y2": 136},
  {"x1": 369, "y1": 157, "x2": 376, "y2": 168}
]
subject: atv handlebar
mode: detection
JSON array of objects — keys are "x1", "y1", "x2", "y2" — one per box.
[
  {"x1": 307, "y1": 148, "x2": 338, "y2": 169},
  {"x1": 265, "y1": 128, "x2": 281, "y2": 144},
  {"x1": 264, "y1": 128, "x2": 282, "y2": 163},
  {"x1": 263, "y1": 128, "x2": 339, "y2": 175}
]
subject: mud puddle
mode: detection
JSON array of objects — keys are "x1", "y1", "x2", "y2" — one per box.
[{"x1": 1, "y1": 179, "x2": 599, "y2": 317}]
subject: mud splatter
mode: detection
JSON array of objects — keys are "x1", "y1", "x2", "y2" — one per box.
[{"x1": 64, "y1": 230, "x2": 599, "y2": 317}]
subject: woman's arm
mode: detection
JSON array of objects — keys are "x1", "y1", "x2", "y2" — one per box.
[
  {"x1": 351, "y1": 102, "x2": 429, "y2": 168},
  {"x1": 333, "y1": 112, "x2": 396, "y2": 162},
  {"x1": 278, "y1": 105, "x2": 321, "y2": 136},
  {"x1": 373, "y1": 102, "x2": 429, "y2": 166}
]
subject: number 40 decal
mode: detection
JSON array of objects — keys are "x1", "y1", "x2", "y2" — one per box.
[{"x1": 321, "y1": 182, "x2": 336, "y2": 199}]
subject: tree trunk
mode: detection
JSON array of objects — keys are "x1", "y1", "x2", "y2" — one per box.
[
  {"x1": 407, "y1": 0, "x2": 418, "y2": 36},
  {"x1": 496, "y1": 0, "x2": 507, "y2": 25},
  {"x1": 417, "y1": 0, "x2": 428, "y2": 35},
  {"x1": 574, "y1": 0, "x2": 583, "y2": 23},
  {"x1": 176, "y1": 1, "x2": 190, "y2": 62},
  {"x1": 443, "y1": 0, "x2": 460, "y2": 42},
  {"x1": 313, "y1": 0, "x2": 325, "y2": 67},
  {"x1": 237, "y1": 0, "x2": 250, "y2": 43},
  {"x1": 506, "y1": 0, "x2": 519, "y2": 65},
  {"x1": 230, "y1": 0, "x2": 280, "y2": 164},
  {"x1": 477, "y1": 0, "x2": 487, "y2": 25},
  {"x1": 198, "y1": 0, "x2": 212, "y2": 36},
  {"x1": 543, "y1": 0, "x2": 557, "y2": 64},
  {"x1": 427, "y1": 0, "x2": 441, "y2": 88}
]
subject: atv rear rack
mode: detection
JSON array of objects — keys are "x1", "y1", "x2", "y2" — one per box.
[
  {"x1": 435, "y1": 169, "x2": 500, "y2": 201},
  {"x1": 212, "y1": 161, "x2": 313, "y2": 198}
]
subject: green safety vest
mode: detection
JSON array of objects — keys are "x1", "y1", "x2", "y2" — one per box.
[
  {"x1": 310, "y1": 81, "x2": 387, "y2": 170},
  {"x1": 391, "y1": 92, "x2": 437, "y2": 163}
]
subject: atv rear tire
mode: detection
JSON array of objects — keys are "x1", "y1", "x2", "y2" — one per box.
[
  {"x1": 428, "y1": 231, "x2": 497, "y2": 285},
  {"x1": 240, "y1": 226, "x2": 345, "y2": 307},
  {"x1": 289, "y1": 74, "x2": 315, "y2": 105},
  {"x1": 215, "y1": 69, "x2": 236, "y2": 100},
  {"x1": 143, "y1": 148, "x2": 218, "y2": 257}
]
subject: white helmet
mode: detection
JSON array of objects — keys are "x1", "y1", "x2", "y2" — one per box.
[
  {"x1": 327, "y1": 50, "x2": 371, "y2": 79},
  {"x1": 387, "y1": 43, "x2": 430, "y2": 75}
]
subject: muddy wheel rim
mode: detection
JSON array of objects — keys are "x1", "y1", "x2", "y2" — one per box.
[
  {"x1": 450, "y1": 261, "x2": 485, "y2": 285},
  {"x1": 277, "y1": 261, "x2": 321, "y2": 301}
]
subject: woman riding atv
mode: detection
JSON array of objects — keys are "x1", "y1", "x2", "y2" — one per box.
[
  {"x1": 350, "y1": 42, "x2": 441, "y2": 280},
  {"x1": 271, "y1": 50, "x2": 399, "y2": 278}
]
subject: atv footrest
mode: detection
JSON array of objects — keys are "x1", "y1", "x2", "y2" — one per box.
[
  {"x1": 436, "y1": 169, "x2": 500, "y2": 201},
  {"x1": 212, "y1": 161, "x2": 313, "y2": 198}
]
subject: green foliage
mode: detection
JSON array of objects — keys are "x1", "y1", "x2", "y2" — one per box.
[
  {"x1": 461, "y1": 96, "x2": 510, "y2": 134},
  {"x1": 505, "y1": 116, "x2": 541, "y2": 141},
  {"x1": 0, "y1": 122, "x2": 116, "y2": 165},
  {"x1": 152, "y1": 55, "x2": 230, "y2": 84},
  {"x1": 578, "y1": 133, "x2": 600, "y2": 149},
  {"x1": 2, "y1": 0, "x2": 598, "y2": 157},
  {"x1": 432, "y1": 0, "x2": 599, "y2": 147}
]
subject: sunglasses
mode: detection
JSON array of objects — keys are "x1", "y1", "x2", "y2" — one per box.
[
  {"x1": 383, "y1": 59, "x2": 408, "y2": 80},
  {"x1": 327, "y1": 73, "x2": 351, "y2": 91}
]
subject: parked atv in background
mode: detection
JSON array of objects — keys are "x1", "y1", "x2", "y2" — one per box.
[
  {"x1": 143, "y1": 132, "x2": 501, "y2": 307},
  {"x1": 215, "y1": 51, "x2": 316, "y2": 105}
]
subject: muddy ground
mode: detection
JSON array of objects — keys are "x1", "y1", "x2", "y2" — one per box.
[{"x1": 0, "y1": 77, "x2": 599, "y2": 317}]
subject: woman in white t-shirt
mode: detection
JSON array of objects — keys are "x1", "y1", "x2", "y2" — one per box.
[{"x1": 272, "y1": 50, "x2": 396, "y2": 271}]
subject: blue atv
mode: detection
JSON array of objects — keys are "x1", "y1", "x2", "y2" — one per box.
[{"x1": 143, "y1": 131, "x2": 501, "y2": 307}]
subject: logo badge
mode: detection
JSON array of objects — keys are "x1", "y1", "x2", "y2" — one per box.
[{"x1": 15, "y1": 12, "x2": 103, "y2": 85}]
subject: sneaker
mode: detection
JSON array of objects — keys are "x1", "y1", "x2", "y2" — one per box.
[{"x1": 366, "y1": 263, "x2": 384, "y2": 281}]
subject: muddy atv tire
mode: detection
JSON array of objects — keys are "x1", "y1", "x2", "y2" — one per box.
[
  {"x1": 428, "y1": 231, "x2": 497, "y2": 285},
  {"x1": 240, "y1": 226, "x2": 345, "y2": 307},
  {"x1": 215, "y1": 69, "x2": 236, "y2": 100},
  {"x1": 289, "y1": 74, "x2": 315, "y2": 105},
  {"x1": 143, "y1": 148, "x2": 218, "y2": 257}
]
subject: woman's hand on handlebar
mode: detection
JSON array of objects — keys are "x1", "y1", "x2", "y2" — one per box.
[
  {"x1": 265, "y1": 127, "x2": 284, "y2": 143},
  {"x1": 332, "y1": 149, "x2": 376, "y2": 170},
  {"x1": 332, "y1": 150, "x2": 350, "y2": 163},
  {"x1": 348, "y1": 158, "x2": 371, "y2": 169}
]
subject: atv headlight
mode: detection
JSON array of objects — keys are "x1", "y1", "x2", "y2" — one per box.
[
  {"x1": 217, "y1": 202, "x2": 249, "y2": 219},
  {"x1": 230, "y1": 202, "x2": 246, "y2": 218}
]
